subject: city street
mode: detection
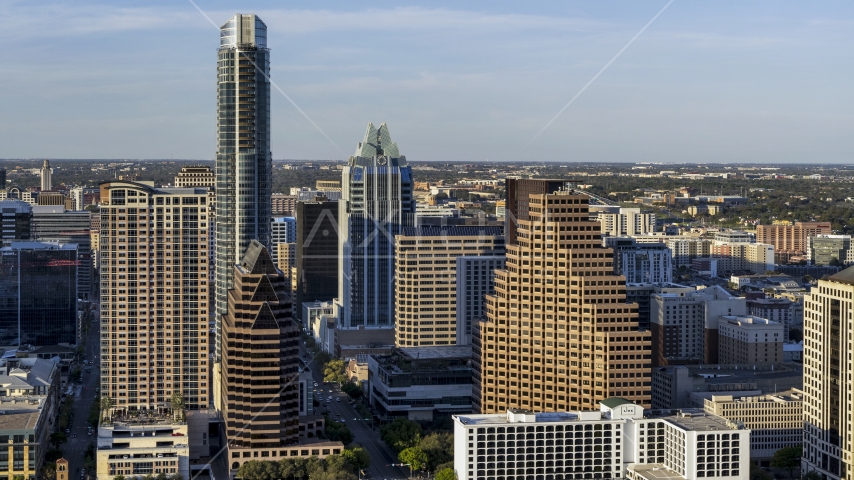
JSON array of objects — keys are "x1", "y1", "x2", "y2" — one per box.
[
  {"x1": 61, "y1": 304, "x2": 101, "y2": 480},
  {"x1": 305, "y1": 352, "x2": 410, "y2": 480}
]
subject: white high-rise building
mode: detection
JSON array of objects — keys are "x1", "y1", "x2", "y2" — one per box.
[
  {"x1": 338, "y1": 122, "x2": 415, "y2": 329},
  {"x1": 802, "y1": 267, "x2": 854, "y2": 480},
  {"x1": 270, "y1": 216, "x2": 296, "y2": 263},
  {"x1": 596, "y1": 207, "x2": 656, "y2": 237}
]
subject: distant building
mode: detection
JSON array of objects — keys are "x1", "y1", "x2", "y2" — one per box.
[
  {"x1": 36, "y1": 191, "x2": 65, "y2": 206},
  {"x1": 717, "y1": 316, "x2": 784, "y2": 365},
  {"x1": 746, "y1": 295, "x2": 796, "y2": 341},
  {"x1": 596, "y1": 207, "x2": 656, "y2": 237},
  {"x1": 453, "y1": 399, "x2": 751, "y2": 480},
  {"x1": 651, "y1": 286, "x2": 746, "y2": 366},
  {"x1": 606, "y1": 237, "x2": 672, "y2": 283},
  {"x1": 173, "y1": 165, "x2": 214, "y2": 188},
  {"x1": 714, "y1": 230, "x2": 753, "y2": 243},
  {"x1": 394, "y1": 226, "x2": 504, "y2": 347},
  {"x1": 271, "y1": 193, "x2": 298, "y2": 216},
  {"x1": 40, "y1": 160, "x2": 51, "y2": 192},
  {"x1": 0, "y1": 200, "x2": 32, "y2": 246},
  {"x1": 0, "y1": 242, "x2": 78, "y2": 347},
  {"x1": 368, "y1": 346, "x2": 472, "y2": 421},
  {"x1": 31, "y1": 206, "x2": 93, "y2": 300},
  {"x1": 625, "y1": 283, "x2": 694, "y2": 331},
  {"x1": 703, "y1": 389, "x2": 803, "y2": 461},
  {"x1": 270, "y1": 216, "x2": 296, "y2": 263},
  {"x1": 755, "y1": 221, "x2": 831, "y2": 263},
  {"x1": 807, "y1": 234, "x2": 854, "y2": 265}
]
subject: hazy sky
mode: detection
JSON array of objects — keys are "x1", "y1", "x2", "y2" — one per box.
[{"x1": 1, "y1": 1, "x2": 853, "y2": 163}]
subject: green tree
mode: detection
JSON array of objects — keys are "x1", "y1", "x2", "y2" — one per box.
[
  {"x1": 141, "y1": 475, "x2": 154, "y2": 480},
  {"x1": 749, "y1": 462, "x2": 773, "y2": 480},
  {"x1": 156, "y1": 473, "x2": 168, "y2": 480},
  {"x1": 381, "y1": 418, "x2": 422, "y2": 453},
  {"x1": 49, "y1": 432, "x2": 67, "y2": 448},
  {"x1": 802, "y1": 472, "x2": 822, "y2": 480},
  {"x1": 237, "y1": 461, "x2": 278, "y2": 480},
  {"x1": 435, "y1": 468, "x2": 458, "y2": 480},
  {"x1": 169, "y1": 474, "x2": 184, "y2": 480},
  {"x1": 322, "y1": 415, "x2": 354, "y2": 444},
  {"x1": 323, "y1": 359, "x2": 347, "y2": 384},
  {"x1": 341, "y1": 445, "x2": 370, "y2": 471},
  {"x1": 171, "y1": 391, "x2": 185, "y2": 422},
  {"x1": 341, "y1": 382, "x2": 363, "y2": 399},
  {"x1": 114, "y1": 476, "x2": 126, "y2": 480},
  {"x1": 789, "y1": 328, "x2": 803, "y2": 342},
  {"x1": 398, "y1": 447, "x2": 428, "y2": 472},
  {"x1": 418, "y1": 431, "x2": 454, "y2": 471},
  {"x1": 42, "y1": 463, "x2": 57, "y2": 480},
  {"x1": 770, "y1": 445, "x2": 802, "y2": 480}
]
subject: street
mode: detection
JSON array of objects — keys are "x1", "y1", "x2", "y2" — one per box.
[
  {"x1": 305, "y1": 352, "x2": 410, "y2": 480},
  {"x1": 61, "y1": 303, "x2": 101, "y2": 479}
]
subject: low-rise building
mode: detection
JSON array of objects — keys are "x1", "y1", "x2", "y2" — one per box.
[
  {"x1": 369, "y1": 346, "x2": 472, "y2": 422},
  {"x1": 453, "y1": 398, "x2": 751, "y2": 480},
  {"x1": 0, "y1": 358, "x2": 61, "y2": 480},
  {"x1": 703, "y1": 389, "x2": 803, "y2": 462},
  {"x1": 96, "y1": 414, "x2": 190, "y2": 480}
]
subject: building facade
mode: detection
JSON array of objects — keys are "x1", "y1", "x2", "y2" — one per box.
[
  {"x1": 295, "y1": 199, "x2": 338, "y2": 320},
  {"x1": 453, "y1": 399, "x2": 751, "y2": 480},
  {"x1": 271, "y1": 194, "x2": 297, "y2": 216},
  {"x1": 717, "y1": 316, "x2": 784, "y2": 365},
  {"x1": 474, "y1": 191, "x2": 652, "y2": 414},
  {"x1": 270, "y1": 216, "x2": 296, "y2": 263},
  {"x1": 606, "y1": 237, "x2": 672, "y2": 284},
  {"x1": 0, "y1": 242, "x2": 78, "y2": 347},
  {"x1": 802, "y1": 267, "x2": 854, "y2": 480},
  {"x1": 221, "y1": 241, "x2": 300, "y2": 458},
  {"x1": 756, "y1": 222, "x2": 831, "y2": 262},
  {"x1": 395, "y1": 226, "x2": 504, "y2": 347},
  {"x1": 808, "y1": 235, "x2": 854, "y2": 266},
  {"x1": 0, "y1": 200, "x2": 32, "y2": 246},
  {"x1": 456, "y1": 255, "x2": 506, "y2": 346},
  {"x1": 596, "y1": 208, "x2": 656, "y2": 237},
  {"x1": 703, "y1": 389, "x2": 803, "y2": 460},
  {"x1": 505, "y1": 179, "x2": 567, "y2": 245},
  {"x1": 173, "y1": 166, "x2": 215, "y2": 188},
  {"x1": 30, "y1": 206, "x2": 93, "y2": 300},
  {"x1": 338, "y1": 122, "x2": 415, "y2": 329},
  {"x1": 215, "y1": 13, "x2": 272, "y2": 378},
  {"x1": 99, "y1": 181, "x2": 211, "y2": 410},
  {"x1": 40, "y1": 160, "x2": 51, "y2": 192}
]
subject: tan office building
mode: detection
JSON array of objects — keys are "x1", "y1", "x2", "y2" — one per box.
[
  {"x1": 221, "y1": 241, "x2": 300, "y2": 456},
  {"x1": 474, "y1": 191, "x2": 652, "y2": 414},
  {"x1": 173, "y1": 166, "x2": 215, "y2": 188},
  {"x1": 395, "y1": 225, "x2": 505, "y2": 347},
  {"x1": 802, "y1": 267, "x2": 854, "y2": 480},
  {"x1": 99, "y1": 180, "x2": 211, "y2": 410},
  {"x1": 703, "y1": 389, "x2": 803, "y2": 460}
]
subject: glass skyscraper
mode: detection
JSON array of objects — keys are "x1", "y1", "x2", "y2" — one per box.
[
  {"x1": 338, "y1": 123, "x2": 415, "y2": 329},
  {"x1": 215, "y1": 14, "x2": 272, "y2": 369}
]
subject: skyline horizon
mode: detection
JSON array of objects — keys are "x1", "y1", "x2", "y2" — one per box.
[{"x1": 1, "y1": 2, "x2": 852, "y2": 163}]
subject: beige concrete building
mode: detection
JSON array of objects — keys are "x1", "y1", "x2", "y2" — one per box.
[
  {"x1": 395, "y1": 225, "x2": 505, "y2": 347},
  {"x1": 276, "y1": 242, "x2": 296, "y2": 294},
  {"x1": 718, "y1": 316, "x2": 784, "y2": 365},
  {"x1": 703, "y1": 389, "x2": 803, "y2": 461},
  {"x1": 271, "y1": 193, "x2": 297, "y2": 216},
  {"x1": 221, "y1": 241, "x2": 300, "y2": 455},
  {"x1": 802, "y1": 267, "x2": 854, "y2": 480},
  {"x1": 99, "y1": 181, "x2": 211, "y2": 410},
  {"x1": 96, "y1": 417, "x2": 189, "y2": 480},
  {"x1": 474, "y1": 191, "x2": 652, "y2": 414},
  {"x1": 173, "y1": 166, "x2": 215, "y2": 188}
]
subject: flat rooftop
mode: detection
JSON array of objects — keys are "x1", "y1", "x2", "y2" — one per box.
[
  {"x1": 455, "y1": 411, "x2": 584, "y2": 426},
  {"x1": 398, "y1": 345, "x2": 472, "y2": 361},
  {"x1": 0, "y1": 411, "x2": 40, "y2": 431},
  {"x1": 630, "y1": 464, "x2": 687, "y2": 480}
]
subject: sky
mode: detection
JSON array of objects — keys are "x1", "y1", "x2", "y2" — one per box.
[{"x1": 1, "y1": 1, "x2": 853, "y2": 163}]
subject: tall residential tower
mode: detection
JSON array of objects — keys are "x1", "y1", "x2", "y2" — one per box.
[
  {"x1": 215, "y1": 14, "x2": 272, "y2": 401},
  {"x1": 338, "y1": 123, "x2": 415, "y2": 329}
]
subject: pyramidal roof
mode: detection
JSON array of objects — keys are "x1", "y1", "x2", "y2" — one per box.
[
  {"x1": 251, "y1": 274, "x2": 279, "y2": 303},
  {"x1": 240, "y1": 240, "x2": 278, "y2": 275},
  {"x1": 829, "y1": 264, "x2": 854, "y2": 286},
  {"x1": 355, "y1": 122, "x2": 400, "y2": 158},
  {"x1": 251, "y1": 303, "x2": 280, "y2": 330}
]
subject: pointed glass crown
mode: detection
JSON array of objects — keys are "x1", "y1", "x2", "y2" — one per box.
[
  {"x1": 355, "y1": 122, "x2": 400, "y2": 158},
  {"x1": 220, "y1": 14, "x2": 267, "y2": 48}
]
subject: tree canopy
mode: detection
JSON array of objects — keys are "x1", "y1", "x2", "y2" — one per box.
[
  {"x1": 770, "y1": 445, "x2": 802, "y2": 480},
  {"x1": 380, "y1": 418, "x2": 423, "y2": 453},
  {"x1": 398, "y1": 447, "x2": 428, "y2": 472}
]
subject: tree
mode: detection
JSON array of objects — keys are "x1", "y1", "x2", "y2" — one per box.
[
  {"x1": 169, "y1": 474, "x2": 184, "y2": 480},
  {"x1": 380, "y1": 417, "x2": 423, "y2": 453},
  {"x1": 341, "y1": 445, "x2": 370, "y2": 471},
  {"x1": 323, "y1": 359, "x2": 347, "y2": 384},
  {"x1": 789, "y1": 328, "x2": 803, "y2": 342},
  {"x1": 435, "y1": 468, "x2": 458, "y2": 480},
  {"x1": 802, "y1": 471, "x2": 822, "y2": 480},
  {"x1": 322, "y1": 415, "x2": 354, "y2": 444},
  {"x1": 829, "y1": 257, "x2": 844, "y2": 267},
  {"x1": 398, "y1": 447, "x2": 428, "y2": 472},
  {"x1": 171, "y1": 391, "x2": 185, "y2": 422},
  {"x1": 156, "y1": 473, "x2": 168, "y2": 480},
  {"x1": 49, "y1": 432, "x2": 67, "y2": 448},
  {"x1": 237, "y1": 461, "x2": 278, "y2": 480},
  {"x1": 101, "y1": 395, "x2": 115, "y2": 421},
  {"x1": 770, "y1": 445, "x2": 802, "y2": 480},
  {"x1": 341, "y1": 382, "x2": 363, "y2": 399},
  {"x1": 114, "y1": 476, "x2": 126, "y2": 480},
  {"x1": 418, "y1": 432, "x2": 454, "y2": 471},
  {"x1": 42, "y1": 463, "x2": 57, "y2": 480},
  {"x1": 749, "y1": 462, "x2": 773, "y2": 480}
]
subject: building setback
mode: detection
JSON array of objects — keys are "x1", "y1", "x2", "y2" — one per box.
[
  {"x1": 395, "y1": 225, "x2": 504, "y2": 347},
  {"x1": 474, "y1": 191, "x2": 652, "y2": 414},
  {"x1": 221, "y1": 241, "x2": 300, "y2": 457},
  {"x1": 456, "y1": 255, "x2": 506, "y2": 346},
  {"x1": 505, "y1": 178, "x2": 567, "y2": 245},
  {"x1": 802, "y1": 267, "x2": 854, "y2": 480},
  {"x1": 99, "y1": 181, "x2": 211, "y2": 410}
]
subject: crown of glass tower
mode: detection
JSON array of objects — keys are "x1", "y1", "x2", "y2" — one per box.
[{"x1": 215, "y1": 14, "x2": 272, "y2": 371}]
